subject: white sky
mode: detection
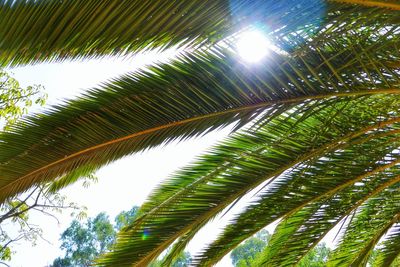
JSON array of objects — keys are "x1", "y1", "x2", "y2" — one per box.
[{"x1": 7, "y1": 51, "x2": 235, "y2": 267}]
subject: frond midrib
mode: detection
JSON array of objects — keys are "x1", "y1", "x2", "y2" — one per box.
[
  {"x1": 3, "y1": 89, "x2": 398, "y2": 197},
  {"x1": 330, "y1": 0, "x2": 400, "y2": 10}
]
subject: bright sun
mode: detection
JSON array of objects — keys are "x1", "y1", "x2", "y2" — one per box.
[{"x1": 236, "y1": 30, "x2": 270, "y2": 63}]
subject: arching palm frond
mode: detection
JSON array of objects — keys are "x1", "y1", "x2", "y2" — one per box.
[
  {"x1": 369, "y1": 224, "x2": 400, "y2": 266},
  {"x1": 255, "y1": 154, "x2": 400, "y2": 266},
  {"x1": 0, "y1": 0, "x2": 328, "y2": 66},
  {"x1": 4, "y1": 2, "x2": 399, "y2": 205},
  {"x1": 100, "y1": 94, "x2": 399, "y2": 267},
  {"x1": 0, "y1": 0, "x2": 231, "y2": 66},
  {"x1": 94, "y1": 2, "x2": 400, "y2": 265},
  {"x1": 1, "y1": 0, "x2": 398, "y2": 67},
  {"x1": 328, "y1": 188, "x2": 400, "y2": 266}
]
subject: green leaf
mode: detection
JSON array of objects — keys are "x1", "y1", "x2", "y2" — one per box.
[{"x1": 98, "y1": 95, "x2": 400, "y2": 266}]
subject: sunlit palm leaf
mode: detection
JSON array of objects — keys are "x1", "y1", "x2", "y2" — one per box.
[
  {"x1": 0, "y1": 0, "x2": 328, "y2": 66},
  {"x1": 94, "y1": 3, "x2": 400, "y2": 264},
  {"x1": 2, "y1": 0, "x2": 399, "y2": 67},
  {"x1": 0, "y1": 0, "x2": 232, "y2": 66},
  {"x1": 328, "y1": 188, "x2": 400, "y2": 266},
  {"x1": 98, "y1": 95, "x2": 400, "y2": 266},
  {"x1": 370, "y1": 224, "x2": 400, "y2": 266},
  {"x1": 192, "y1": 97, "x2": 400, "y2": 266},
  {"x1": 258, "y1": 153, "x2": 400, "y2": 266},
  {"x1": 4, "y1": 12, "x2": 399, "y2": 206}
]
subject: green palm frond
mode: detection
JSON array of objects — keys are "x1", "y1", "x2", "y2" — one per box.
[
  {"x1": 0, "y1": 0, "x2": 231, "y2": 66},
  {"x1": 94, "y1": 3, "x2": 400, "y2": 264},
  {"x1": 328, "y1": 187, "x2": 400, "y2": 266},
  {"x1": 1, "y1": 0, "x2": 399, "y2": 66},
  {"x1": 331, "y1": 0, "x2": 400, "y2": 10},
  {"x1": 193, "y1": 98, "x2": 400, "y2": 266},
  {"x1": 370, "y1": 224, "x2": 400, "y2": 266},
  {"x1": 97, "y1": 95, "x2": 400, "y2": 266},
  {"x1": 0, "y1": 0, "x2": 327, "y2": 66},
  {"x1": 258, "y1": 154, "x2": 400, "y2": 266},
  {"x1": 4, "y1": 9, "x2": 399, "y2": 206}
]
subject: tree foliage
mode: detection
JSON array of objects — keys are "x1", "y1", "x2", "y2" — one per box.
[
  {"x1": 51, "y1": 207, "x2": 192, "y2": 267},
  {"x1": 148, "y1": 251, "x2": 192, "y2": 267},
  {"x1": 0, "y1": 69, "x2": 92, "y2": 266},
  {"x1": 0, "y1": 69, "x2": 46, "y2": 129},
  {"x1": 0, "y1": 68, "x2": 77, "y2": 265},
  {"x1": 52, "y1": 213, "x2": 116, "y2": 267},
  {"x1": 231, "y1": 229, "x2": 331, "y2": 267},
  {"x1": 114, "y1": 206, "x2": 139, "y2": 231},
  {"x1": 231, "y1": 230, "x2": 270, "y2": 266}
]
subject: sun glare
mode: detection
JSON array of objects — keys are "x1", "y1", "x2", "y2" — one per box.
[{"x1": 236, "y1": 30, "x2": 270, "y2": 63}]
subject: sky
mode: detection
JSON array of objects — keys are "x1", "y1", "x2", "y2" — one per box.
[{"x1": 6, "y1": 51, "x2": 237, "y2": 267}]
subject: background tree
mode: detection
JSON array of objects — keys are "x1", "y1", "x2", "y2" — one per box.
[
  {"x1": 231, "y1": 230, "x2": 270, "y2": 266},
  {"x1": 149, "y1": 251, "x2": 192, "y2": 267},
  {"x1": 0, "y1": 185, "x2": 85, "y2": 266},
  {"x1": 52, "y1": 213, "x2": 116, "y2": 267},
  {"x1": 0, "y1": 69, "x2": 46, "y2": 129},
  {"x1": 0, "y1": 68, "x2": 53, "y2": 264},
  {"x1": 0, "y1": 69, "x2": 91, "y2": 266},
  {"x1": 297, "y1": 244, "x2": 331, "y2": 267},
  {"x1": 114, "y1": 206, "x2": 139, "y2": 231},
  {"x1": 51, "y1": 206, "x2": 192, "y2": 267},
  {"x1": 231, "y1": 230, "x2": 331, "y2": 267}
]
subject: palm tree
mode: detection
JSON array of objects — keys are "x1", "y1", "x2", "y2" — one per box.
[{"x1": 0, "y1": 0, "x2": 400, "y2": 266}]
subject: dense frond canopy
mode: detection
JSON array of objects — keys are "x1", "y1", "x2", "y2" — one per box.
[
  {"x1": 2, "y1": 0, "x2": 398, "y2": 66},
  {"x1": 99, "y1": 95, "x2": 400, "y2": 266},
  {"x1": 2, "y1": 0, "x2": 400, "y2": 204},
  {"x1": 96, "y1": 2, "x2": 400, "y2": 267},
  {"x1": 0, "y1": 0, "x2": 400, "y2": 266}
]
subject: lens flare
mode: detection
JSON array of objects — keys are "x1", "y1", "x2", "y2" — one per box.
[
  {"x1": 142, "y1": 229, "x2": 149, "y2": 240},
  {"x1": 236, "y1": 30, "x2": 271, "y2": 63}
]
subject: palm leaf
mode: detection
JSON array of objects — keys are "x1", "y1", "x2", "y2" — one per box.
[
  {"x1": 2, "y1": 0, "x2": 399, "y2": 66},
  {"x1": 97, "y1": 95, "x2": 400, "y2": 266},
  {"x1": 192, "y1": 97, "x2": 400, "y2": 266},
  {"x1": 258, "y1": 153, "x2": 400, "y2": 266},
  {"x1": 328, "y1": 187, "x2": 400, "y2": 266},
  {"x1": 94, "y1": 3, "x2": 400, "y2": 263},
  {"x1": 370, "y1": 224, "x2": 400, "y2": 266},
  {"x1": 0, "y1": 0, "x2": 331, "y2": 66},
  {"x1": 0, "y1": 0, "x2": 232, "y2": 66},
  {"x1": 331, "y1": 0, "x2": 400, "y2": 10},
  {"x1": 4, "y1": 13, "x2": 399, "y2": 205}
]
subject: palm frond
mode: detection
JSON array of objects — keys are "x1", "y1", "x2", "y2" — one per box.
[
  {"x1": 328, "y1": 187, "x2": 400, "y2": 266},
  {"x1": 97, "y1": 95, "x2": 400, "y2": 266},
  {"x1": 1, "y1": 0, "x2": 399, "y2": 66},
  {"x1": 193, "y1": 97, "x2": 400, "y2": 266},
  {"x1": 0, "y1": 0, "x2": 232, "y2": 66},
  {"x1": 0, "y1": 0, "x2": 329, "y2": 66},
  {"x1": 4, "y1": 14, "x2": 399, "y2": 205},
  {"x1": 370, "y1": 224, "x2": 400, "y2": 266},
  {"x1": 0, "y1": 1, "x2": 400, "y2": 266},
  {"x1": 330, "y1": 0, "x2": 400, "y2": 10},
  {"x1": 258, "y1": 154, "x2": 400, "y2": 266}
]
